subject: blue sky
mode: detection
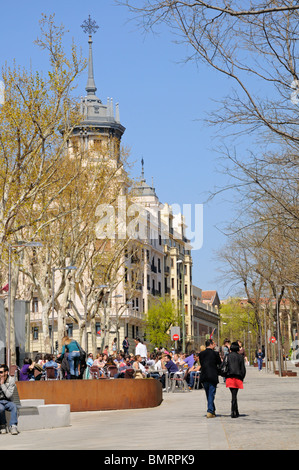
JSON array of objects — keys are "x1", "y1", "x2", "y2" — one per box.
[{"x1": 0, "y1": 0, "x2": 239, "y2": 299}]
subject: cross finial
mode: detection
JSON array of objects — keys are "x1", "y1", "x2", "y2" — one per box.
[
  {"x1": 81, "y1": 15, "x2": 99, "y2": 36},
  {"x1": 81, "y1": 16, "x2": 99, "y2": 95}
]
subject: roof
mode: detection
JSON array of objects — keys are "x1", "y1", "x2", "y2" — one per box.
[{"x1": 201, "y1": 290, "x2": 220, "y2": 307}]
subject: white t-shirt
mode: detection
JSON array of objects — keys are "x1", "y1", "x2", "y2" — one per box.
[{"x1": 135, "y1": 342, "x2": 147, "y2": 359}]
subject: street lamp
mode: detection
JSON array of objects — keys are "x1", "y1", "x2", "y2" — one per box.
[
  {"x1": 51, "y1": 265, "x2": 77, "y2": 353},
  {"x1": 7, "y1": 241, "x2": 43, "y2": 369},
  {"x1": 176, "y1": 259, "x2": 185, "y2": 353},
  {"x1": 113, "y1": 294, "x2": 123, "y2": 350}
]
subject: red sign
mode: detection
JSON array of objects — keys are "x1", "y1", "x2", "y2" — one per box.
[
  {"x1": 173, "y1": 334, "x2": 179, "y2": 341},
  {"x1": 97, "y1": 330, "x2": 101, "y2": 336},
  {"x1": 270, "y1": 336, "x2": 276, "y2": 343}
]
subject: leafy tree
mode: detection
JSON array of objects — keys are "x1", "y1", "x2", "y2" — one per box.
[
  {"x1": 145, "y1": 297, "x2": 180, "y2": 350},
  {"x1": 220, "y1": 298, "x2": 257, "y2": 360}
]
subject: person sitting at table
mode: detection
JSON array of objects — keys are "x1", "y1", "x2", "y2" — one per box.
[
  {"x1": 93, "y1": 353, "x2": 105, "y2": 368},
  {"x1": 43, "y1": 354, "x2": 59, "y2": 378},
  {"x1": 153, "y1": 352, "x2": 163, "y2": 371},
  {"x1": 114, "y1": 356, "x2": 132, "y2": 378},
  {"x1": 160, "y1": 354, "x2": 179, "y2": 390},
  {"x1": 187, "y1": 354, "x2": 201, "y2": 389},
  {"x1": 132, "y1": 355, "x2": 147, "y2": 378}
]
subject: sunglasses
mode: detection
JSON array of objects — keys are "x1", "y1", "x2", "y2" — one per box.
[{"x1": 0, "y1": 371, "x2": 5, "y2": 374}]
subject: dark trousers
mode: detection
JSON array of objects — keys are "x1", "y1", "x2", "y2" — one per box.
[{"x1": 230, "y1": 388, "x2": 239, "y2": 416}]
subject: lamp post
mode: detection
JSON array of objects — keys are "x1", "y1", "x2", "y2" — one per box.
[
  {"x1": 51, "y1": 265, "x2": 76, "y2": 354},
  {"x1": 7, "y1": 241, "x2": 43, "y2": 369},
  {"x1": 113, "y1": 294, "x2": 123, "y2": 351},
  {"x1": 176, "y1": 259, "x2": 185, "y2": 353}
]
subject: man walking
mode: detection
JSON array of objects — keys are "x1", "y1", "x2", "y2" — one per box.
[
  {"x1": 199, "y1": 339, "x2": 221, "y2": 418},
  {"x1": 122, "y1": 336, "x2": 130, "y2": 355},
  {"x1": 0, "y1": 364, "x2": 19, "y2": 434}
]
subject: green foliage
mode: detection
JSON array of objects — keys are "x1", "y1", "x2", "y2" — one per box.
[
  {"x1": 220, "y1": 298, "x2": 257, "y2": 345},
  {"x1": 145, "y1": 297, "x2": 180, "y2": 350}
]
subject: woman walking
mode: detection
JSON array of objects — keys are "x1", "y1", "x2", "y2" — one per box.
[{"x1": 226, "y1": 341, "x2": 246, "y2": 418}]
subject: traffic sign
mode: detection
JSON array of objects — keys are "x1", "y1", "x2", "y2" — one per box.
[
  {"x1": 270, "y1": 336, "x2": 276, "y2": 343},
  {"x1": 170, "y1": 326, "x2": 180, "y2": 341}
]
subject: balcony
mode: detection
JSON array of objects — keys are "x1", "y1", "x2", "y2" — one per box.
[
  {"x1": 151, "y1": 288, "x2": 161, "y2": 297},
  {"x1": 151, "y1": 264, "x2": 157, "y2": 273}
]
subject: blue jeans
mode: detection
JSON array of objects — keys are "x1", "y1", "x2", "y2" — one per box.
[
  {"x1": 0, "y1": 400, "x2": 18, "y2": 427},
  {"x1": 68, "y1": 351, "x2": 80, "y2": 377},
  {"x1": 257, "y1": 358, "x2": 263, "y2": 370},
  {"x1": 188, "y1": 371, "x2": 200, "y2": 388},
  {"x1": 203, "y1": 382, "x2": 217, "y2": 414}
]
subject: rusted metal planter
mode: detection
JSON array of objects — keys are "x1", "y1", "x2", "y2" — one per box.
[
  {"x1": 274, "y1": 370, "x2": 297, "y2": 377},
  {"x1": 17, "y1": 378, "x2": 162, "y2": 412}
]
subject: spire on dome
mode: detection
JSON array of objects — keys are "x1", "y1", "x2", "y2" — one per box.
[
  {"x1": 81, "y1": 15, "x2": 99, "y2": 96},
  {"x1": 141, "y1": 158, "x2": 145, "y2": 181}
]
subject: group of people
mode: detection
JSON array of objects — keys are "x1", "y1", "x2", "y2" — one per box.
[{"x1": 0, "y1": 334, "x2": 251, "y2": 434}]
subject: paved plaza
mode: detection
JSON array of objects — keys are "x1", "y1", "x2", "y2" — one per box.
[{"x1": 1, "y1": 365, "x2": 299, "y2": 451}]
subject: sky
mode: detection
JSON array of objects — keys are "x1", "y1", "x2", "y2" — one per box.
[{"x1": 0, "y1": 0, "x2": 240, "y2": 300}]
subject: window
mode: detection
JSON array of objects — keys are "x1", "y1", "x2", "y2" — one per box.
[
  {"x1": 32, "y1": 327, "x2": 39, "y2": 341},
  {"x1": 32, "y1": 297, "x2": 39, "y2": 312},
  {"x1": 66, "y1": 324, "x2": 73, "y2": 337},
  {"x1": 95, "y1": 322, "x2": 101, "y2": 336}
]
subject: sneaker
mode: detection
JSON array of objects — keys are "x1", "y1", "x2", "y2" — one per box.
[
  {"x1": 9, "y1": 425, "x2": 18, "y2": 435},
  {"x1": 207, "y1": 412, "x2": 216, "y2": 418},
  {"x1": 0, "y1": 427, "x2": 7, "y2": 434}
]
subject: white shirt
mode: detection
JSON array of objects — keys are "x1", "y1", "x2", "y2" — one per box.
[{"x1": 135, "y1": 342, "x2": 147, "y2": 359}]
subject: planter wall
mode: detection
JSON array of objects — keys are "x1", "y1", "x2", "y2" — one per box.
[{"x1": 17, "y1": 378, "x2": 162, "y2": 412}]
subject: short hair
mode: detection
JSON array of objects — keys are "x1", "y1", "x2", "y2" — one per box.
[
  {"x1": 230, "y1": 341, "x2": 240, "y2": 352},
  {"x1": 0, "y1": 364, "x2": 8, "y2": 372},
  {"x1": 205, "y1": 339, "x2": 214, "y2": 347}
]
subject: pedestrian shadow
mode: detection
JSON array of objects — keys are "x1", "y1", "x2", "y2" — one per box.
[{"x1": 217, "y1": 413, "x2": 249, "y2": 419}]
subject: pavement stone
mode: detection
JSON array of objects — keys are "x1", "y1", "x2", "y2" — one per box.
[{"x1": 1, "y1": 364, "x2": 299, "y2": 451}]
